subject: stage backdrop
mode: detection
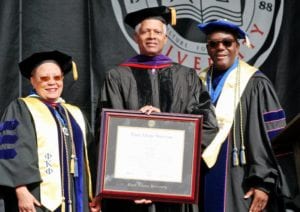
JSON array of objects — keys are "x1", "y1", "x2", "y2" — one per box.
[{"x1": 0, "y1": 0, "x2": 299, "y2": 130}]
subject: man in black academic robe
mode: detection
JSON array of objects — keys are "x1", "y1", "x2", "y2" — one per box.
[
  {"x1": 197, "y1": 19, "x2": 291, "y2": 212},
  {"x1": 95, "y1": 6, "x2": 218, "y2": 212}
]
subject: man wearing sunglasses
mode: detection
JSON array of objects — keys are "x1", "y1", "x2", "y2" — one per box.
[
  {"x1": 197, "y1": 20, "x2": 290, "y2": 212},
  {"x1": 0, "y1": 51, "x2": 100, "y2": 212}
]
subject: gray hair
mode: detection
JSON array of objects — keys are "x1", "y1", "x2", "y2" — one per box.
[{"x1": 135, "y1": 20, "x2": 167, "y2": 35}]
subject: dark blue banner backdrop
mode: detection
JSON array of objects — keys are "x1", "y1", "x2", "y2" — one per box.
[{"x1": 0, "y1": 0, "x2": 299, "y2": 126}]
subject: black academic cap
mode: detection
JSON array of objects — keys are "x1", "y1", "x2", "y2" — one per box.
[
  {"x1": 124, "y1": 6, "x2": 176, "y2": 29},
  {"x1": 19, "y1": 50, "x2": 78, "y2": 80}
]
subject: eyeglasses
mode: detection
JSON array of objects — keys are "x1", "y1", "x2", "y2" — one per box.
[
  {"x1": 207, "y1": 39, "x2": 236, "y2": 48},
  {"x1": 37, "y1": 75, "x2": 64, "y2": 82}
]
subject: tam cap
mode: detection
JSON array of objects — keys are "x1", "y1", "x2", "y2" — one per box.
[
  {"x1": 124, "y1": 6, "x2": 176, "y2": 29},
  {"x1": 19, "y1": 50, "x2": 78, "y2": 80},
  {"x1": 197, "y1": 19, "x2": 251, "y2": 48}
]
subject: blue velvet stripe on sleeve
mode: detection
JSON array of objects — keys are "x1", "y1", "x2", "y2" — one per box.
[
  {"x1": 0, "y1": 120, "x2": 19, "y2": 131},
  {"x1": 263, "y1": 109, "x2": 285, "y2": 122},
  {"x1": 0, "y1": 120, "x2": 19, "y2": 159},
  {"x1": 263, "y1": 109, "x2": 286, "y2": 140},
  {"x1": 0, "y1": 135, "x2": 18, "y2": 144},
  {"x1": 0, "y1": 149, "x2": 17, "y2": 159}
]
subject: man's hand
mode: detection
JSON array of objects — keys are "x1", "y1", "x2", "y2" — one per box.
[
  {"x1": 89, "y1": 195, "x2": 101, "y2": 212},
  {"x1": 244, "y1": 188, "x2": 269, "y2": 212},
  {"x1": 139, "y1": 105, "x2": 161, "y2": 115},
  {"x1": 134, "y1": 199, "x2": 152, "y2": 204},
  {"x1": 15, "y1": 185, "x2": 41, "y2": 212}
]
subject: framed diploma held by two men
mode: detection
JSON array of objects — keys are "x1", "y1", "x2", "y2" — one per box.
[{"x1": 96, "y1": 109, "x2": 203, "y2": 204}]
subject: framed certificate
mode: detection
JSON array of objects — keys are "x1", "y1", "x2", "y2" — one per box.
[{"x1": 96, "y1": 108, "x2": 203, "y2": 204}]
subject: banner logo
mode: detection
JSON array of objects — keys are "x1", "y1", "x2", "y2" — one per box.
[{"x1": 112, "y1": 0, "x2": 284, "y2": 72}]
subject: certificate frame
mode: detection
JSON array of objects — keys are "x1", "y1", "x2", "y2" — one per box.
[{"x1": 96, "y1": 108, "x2": 203, "y2": 204}]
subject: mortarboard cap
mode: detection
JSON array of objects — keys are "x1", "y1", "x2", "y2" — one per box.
[
  {"x1": 197, "y1": 19, "x2": 251, "y2": 48},
  {"x1": 124, "y1": 6, "x2": 176, "y2": 29},
  {"x1": 19, "y1": 50, "x2": 78, "y2": 80}
]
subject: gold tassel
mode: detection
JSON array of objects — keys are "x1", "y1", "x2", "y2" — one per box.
[
  {"x1": 245, "y1": 36, "x2": 252, "y2": 48},
  {"x1": 61, "y1": 197, "x2": 65, "y2": 212},
  {"x1": 169, "y1": 7, "x2": 176, "y2": 26},
  {"x1": 72, "y1": 61, "x2": 78, "y2": 81},
  {"x1": 70, "y1": 154, "x2": 75, "y2": 174}
]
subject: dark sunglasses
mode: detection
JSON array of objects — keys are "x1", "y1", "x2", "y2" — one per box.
[{"x1": 207, "y1": 39, "x2": 236, "y2": 48}]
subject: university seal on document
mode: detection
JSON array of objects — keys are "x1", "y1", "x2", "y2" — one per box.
[{"x1": 112, "y1": 0, "x2": 284, "y2": 73}]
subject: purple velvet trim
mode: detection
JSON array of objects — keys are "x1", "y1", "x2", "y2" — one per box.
[{"x1": 121, "y1": 54, "x2": 172, "y2": 67}]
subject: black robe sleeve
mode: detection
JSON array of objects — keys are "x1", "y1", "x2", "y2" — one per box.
[
  {"x1": 239, "y1": 73, "x2": 290, "y2": 197},
  {"x1": 0, "y1": 99, "x2": 41, "y2": 187},
  {"x1": 94, "y1": 66, "x2": 135, "y2": 140},
  {"x1": 0, "y1": 99, "x2": 42, "y2": 211}
]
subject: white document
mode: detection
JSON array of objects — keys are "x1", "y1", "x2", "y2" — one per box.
[{"x1": 114, "y1": 126, "x2": 185, "y2": 182}]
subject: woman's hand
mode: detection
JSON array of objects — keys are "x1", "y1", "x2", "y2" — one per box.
[
  {"x1": 89, "y1": 195, "x2": 101, "y2": 212},
  {"x1": 15, "y1": 185, "x2": 41, "y2": 212}
]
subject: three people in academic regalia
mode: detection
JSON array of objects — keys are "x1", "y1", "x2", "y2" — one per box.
[{"x1": 0, "y1": 6, "x2": 291, "y2": 212}]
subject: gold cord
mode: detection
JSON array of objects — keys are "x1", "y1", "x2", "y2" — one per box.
[
  {"x1": 232, "y1": 63, "x2": 240, "y2": 166},
  {"x1": 209, "y1": 62, "x2": 246, "y2": 167},
  {"x1": 61, "y1": 105, "x2": 77, "y2": 176},
  {"x1": 56, "y1": 106, "x2": 76, "y2": 211}
]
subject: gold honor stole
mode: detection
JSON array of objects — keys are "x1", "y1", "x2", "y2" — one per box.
[
  {"x1": 199, "y1": 60, "x2": 257, "y2": 168},
  {"x1": 21, "y1": 97, "x2": 92, "y2": 211}
]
